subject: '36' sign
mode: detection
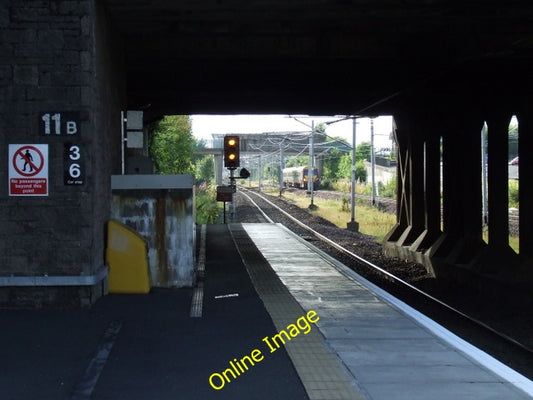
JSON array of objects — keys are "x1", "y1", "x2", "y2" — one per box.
[{"x1": 64, "y1": 143, "x2": 84, "y2": 185}]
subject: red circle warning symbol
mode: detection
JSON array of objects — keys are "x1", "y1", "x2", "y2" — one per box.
[{"x1": 12, "y1": 145, "x2": 44, "y2": 177}]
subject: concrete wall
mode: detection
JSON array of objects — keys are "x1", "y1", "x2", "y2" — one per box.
[
  {"x1": 363, "y1": 161, "x2": 395, "y2": 187},
  {"x1": 110, "y1": 175, "x2": 196, "y2": 288},
  {"x1": 0, "y1": 1, "x2": 126, "y2": 307}
]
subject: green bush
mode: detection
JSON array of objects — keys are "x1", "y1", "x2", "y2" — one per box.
[
  {"x1": 360, "y1": 183, "x2": 373, "y2": 195},
  {"x1": 509, "y1": 180, "x2": 519, "y2": 208},
  {"x1": 319, "y1": 178, "x2": 333, "y2": 190},
  {"x1": 196, "y1": 185, "x2": 220, "y2": 224},
  {"x1": 380, "y1": 175, "x2": 397, "y2": 198},
  {"x1": 331, "y1": 179, "x2": 350, "y2": 192},
  {"x1": 355, "y1": 160, "x2": 367, "y2": 183},
  {"x1": 340, "y1": 195, "x2": 350, "y2": 212}
]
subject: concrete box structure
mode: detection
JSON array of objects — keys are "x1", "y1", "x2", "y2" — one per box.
[{"x1": 110, "y1": 175, "x2": 196, "y2": 288}]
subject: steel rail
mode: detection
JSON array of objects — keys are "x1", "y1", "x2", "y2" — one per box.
[
  {"x1": 238, "y1": 186, "x2": 533, "y2": 356},
  {"x1": 239, "y1": 189, "x2": 274, "y2": 224}
]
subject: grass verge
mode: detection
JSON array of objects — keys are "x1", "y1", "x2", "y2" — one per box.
[
  {"x1": 279, "y1": 190, "x2": 520, "y2": 253},
  {"x1": 279, "y1": 191, "x2": 396, "y2": 241}
]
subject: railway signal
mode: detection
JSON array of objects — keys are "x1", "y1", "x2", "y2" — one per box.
[
  {"x1": 239, "y1": 168, "x2": 250, "y2": 179},
  {"x1": 224, "y1": 135, "x2": 240, "y2": 169}
]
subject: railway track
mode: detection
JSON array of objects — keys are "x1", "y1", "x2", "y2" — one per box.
[{"x1": 235, "y1": 186, "x2": 533, "y2": 381}]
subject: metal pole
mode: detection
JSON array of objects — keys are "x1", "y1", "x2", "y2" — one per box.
[
  {"x1": 481, "y1": 122, "x2": 488, "y2": 225},
  {"x1": 308, "y1": 120, "x2": 315, "y2": 208},
  {"x1": 347, "y1": 117, "x2": 360, "y2": 232},
  {"x1": 351, "y1": 117, "x2": 357, "y2": 221},
  {"x1": 258, "y1": 155, "x2": 262, "y2": 192},
  {"x1": 279, "y1": 141, "x2": 284, "y2": 195},
  {"x1": 271, "y1": 153, "x2": 274, "y2": 184},
  {"x1": 120, "y1": 111, "x2": 125, "y2": 175},
  {"x1": 230, "y1": 168, "x2": 236, "y2": 222},
  {"x1": 371, "y1": 118, "x2": 376, "y2": 206}
]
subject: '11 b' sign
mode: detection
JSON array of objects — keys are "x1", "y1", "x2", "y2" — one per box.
[{"x1": 39, "y1": 112, "x2": 80, "y2": 136}]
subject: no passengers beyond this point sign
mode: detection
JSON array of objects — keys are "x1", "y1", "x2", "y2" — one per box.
[{"x1": 9, "y1": 144, "x2": 49, "y2": 196}]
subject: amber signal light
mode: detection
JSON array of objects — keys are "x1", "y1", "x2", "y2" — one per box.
[{"x1": 224, "y1": 135, "x2": 240, "y2": 169}]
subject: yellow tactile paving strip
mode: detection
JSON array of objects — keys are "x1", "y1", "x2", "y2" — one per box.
[{"x1": 229, "y1": 224, "x2": 367, "y2": 400}]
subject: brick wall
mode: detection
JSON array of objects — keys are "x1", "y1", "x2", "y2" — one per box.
[{"x1": 0, "y1": 1, "x2": 126, "y2": 306}]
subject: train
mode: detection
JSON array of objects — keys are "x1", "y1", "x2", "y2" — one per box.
[{"x1": 282, "y1": 166, "x2": 320, "y2": 190}]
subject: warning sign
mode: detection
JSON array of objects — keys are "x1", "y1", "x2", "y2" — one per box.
[{"x1": 9, "y1": 144, "x2": 49, "y2": 196}]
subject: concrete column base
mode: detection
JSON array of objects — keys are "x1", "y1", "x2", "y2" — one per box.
[
  {"x1": 382, "y1": 241, "x2": 533, "y2": 308},
  {"x1": 346, "y1": 221, "x2": 359, "y2": 232},
  {"x1": 409, "y1": 229, "x2": 442, "y2": 254}
]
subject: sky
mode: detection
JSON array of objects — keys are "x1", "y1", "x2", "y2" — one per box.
[{"x1": 190, "y1": 114, "x2": 395, "y2": 150}]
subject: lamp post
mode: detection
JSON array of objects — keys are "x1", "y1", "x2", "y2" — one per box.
[
  {"x1": 258, "y1": 154, "x2": 262, "y2": 193},
  {"x1": 279, "y1": 139, "x2": 285, "y2": 196},
  {"x1": 370, "y1": 118, "x2": 376, "y2": 206},
  {"x1": 347, "y1": 116, "x2": 359, "y2": 232},
  {"x1": 308, "y1": 120, "x2": 316, "y2": 209},
  {"x1": 325, "y1": 115, "x2": 359, "y2": 232}
]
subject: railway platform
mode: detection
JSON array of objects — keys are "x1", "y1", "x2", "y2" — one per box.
[
  {"x1": 229, "y1": 223, "x2": 533, "y2": 400},
  {"x1": 0, "y1": 223, "x2": 532, "y2": 399}
]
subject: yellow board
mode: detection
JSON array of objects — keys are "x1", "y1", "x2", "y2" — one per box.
[{"x1": 106, "y1": 220, "x2": 151, "y2": 294}]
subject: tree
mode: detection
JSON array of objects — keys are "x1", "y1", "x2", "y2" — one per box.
[
  {"x1": 193, "y1": 138, "x2": 208, "y2": 162},
  {"x1": 322, "y1": 148, "x2": 343, "y2": 180},
  {"x1": 336, "y1": 154, "x2": 367, "y2": 182},
  {"x1": 149, "y1": 115, "x2": 195, "y2": 175},
  {"x1": 315, "y1": 122, "x2": 327, "y2": 134},
  {"x1": 196, "y1": 155, "x2": 214, "y2": 183},
  {"x1": 355, "y1": 160, "x2": 367, "y2": 183},
  {"x1": 285, "y1": 155, "x2": 309, "y2": 168},
  {"x1": 336, "y1": 153, "x2": 352, "y2": 179},
  {"x1": 356, "y1": 141, "x2": 372, "y2": 162},
  {"x1": 320, "y1": 135, "x2": 349, "y2": 181}
]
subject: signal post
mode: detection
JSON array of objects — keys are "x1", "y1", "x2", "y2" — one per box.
[
  {"x1": 222, "y1": 136, "x2": 240, "y2": 222},
  {"x1": 219, "y1": 135, "x2": 250, "y2": 223}
]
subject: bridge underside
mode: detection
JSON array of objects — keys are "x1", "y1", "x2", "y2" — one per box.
[
  {"x1": 105, "y1": 1, "x2": 533, "y2": 117},
  {"x1": 2, "y1": 1, "x2": 533, "y2": 306}
]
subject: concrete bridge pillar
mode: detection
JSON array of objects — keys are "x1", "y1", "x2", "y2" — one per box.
[
  {"x1": 429, "y1": 111, "x2": 486, "y2": 264},
  {"x1": 517, "y1": 101, "x2": 533, "y2": 264},
  {"x1": 466, "y1": 108, "x2": 523, "y2": 276},
  {"x1": 385, "y1": 113, "x2": 426, "y2": 248},
  {"x1": 384, "y1": 118, "x2": 409, "y2": 244},
  {"x1": 384, "y1": 111, "x2": 443, "y2": 267},
  {"x1": 412, "y1": 130, "x2": 442, "y2": 254},
  {"x1": 0, "y1": 1, "x2": 126, "y2": 307},
  {"x1": 482, "y1": 112, "x2": 515, "y2": 271},
  {"x1": 433, "y1": 122, "x2": 462, "y2": 257},
  {"x1": 214, "y1": 155, "x2": 224, "y2": 186}
]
